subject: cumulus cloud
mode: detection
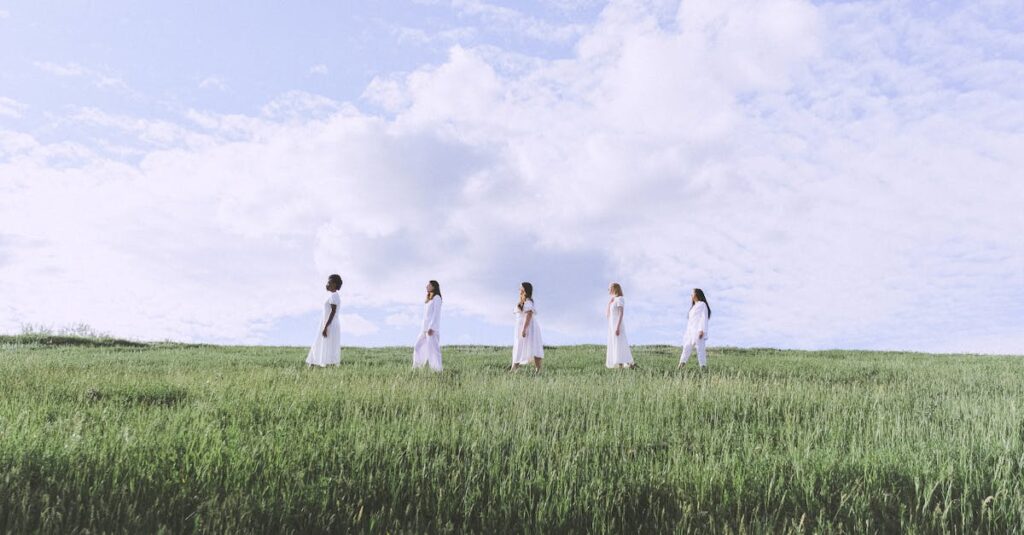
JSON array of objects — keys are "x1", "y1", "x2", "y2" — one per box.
[
  {"x1": 338, "y1": 313, "x2": 379, "y2": 336},
  {"x1": 2, "y1": 0, "x2": 1022, "y2": 352}
]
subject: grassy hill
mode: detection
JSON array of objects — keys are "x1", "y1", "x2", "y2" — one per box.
[{"x1": 1, "y1": 339, "x2": 1021, "y2": 533}]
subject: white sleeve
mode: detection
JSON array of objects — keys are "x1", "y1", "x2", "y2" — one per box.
[
  {"x1": 697, "y1": 302, "x2": 708, "y2": 331},
  {"x1": 429, "y1": 297, "x2": 442, "y2": 331},
  {"x1": 615, "y1": 296, "x2": 624, "y2": 308},
  {"x1": 421, "y1": 302, "x2": 431, "y2": 333},
  {"x1": 329, "y1": 293, "x2": 341, "y2": 306},
  {"x1": 524, "y1": 300, "x2": 535, "y2": 313}
]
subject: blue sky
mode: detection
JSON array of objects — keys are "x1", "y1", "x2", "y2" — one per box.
[{"x1": 1, "y1": 1, "x2": 1022, "y2": 353}]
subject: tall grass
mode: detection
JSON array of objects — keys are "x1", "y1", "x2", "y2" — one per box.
[{"x1": 1, "y1": 340, "x2": 1021, "y2": 533}]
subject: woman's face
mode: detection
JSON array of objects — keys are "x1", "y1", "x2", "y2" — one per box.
[
  {"x1": 691, "y1": 291, "x2": 698, "y2": 303},
  {"x1": 326, "y1": 279, "x2": 336, "y2": 292},
  {"x1": 609, "y1": 284, "x2": 615, "y2": 295},
  {"x1": 519, "y1": 286, "x2": 525, "y2": 298},
  {"x1": 426, "y1": 282, "x2": 432, "y2": 292}
]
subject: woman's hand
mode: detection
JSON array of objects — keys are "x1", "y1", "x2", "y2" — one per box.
[
  {"x1": 698, "y1": 330, "x2": 704, "y2": 340},
  {"x1": 521, "y1": 330, "x2": 527, "y2": 338},
  {"x1": 427, "y1": 329, "x2": 434, "y2": 336},
  {"x1": 615, "y1": 328, "x2": 620, "y2": 336},
  {"x1": 322, "y1": 327, "x2": 328, "y2": 338}
]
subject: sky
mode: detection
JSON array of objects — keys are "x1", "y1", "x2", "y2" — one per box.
[{"x1": 1, "y1": 0, "x2": 1022, "y2": 353}]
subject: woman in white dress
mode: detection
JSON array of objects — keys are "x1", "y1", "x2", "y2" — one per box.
[
  {"x1": 306, "y1": 274, "x2": 343, "y2": 367},
  {"x1": 606, "y1": 282, "x2": 635, "y2": 369},
  {"x1": 412, "y1": 280, "x2": 443, "y2": 371},
  {"x1": 511, "y1": 282, "x2": 544, "y2": 372},
  {"x1": 678, "y1": 288, "x2": 711, "y2": 369}
]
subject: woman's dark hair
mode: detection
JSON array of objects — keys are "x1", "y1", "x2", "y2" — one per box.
[
  {"x1": 518, "y1": 282, "x2": 534, "y2": 311},
  {"x1": 328, "y1": 274, "x2": 343, "y2": 288},
  {"x1": 425, "y1": 280, "x2": 441, "y2": 303},
  {"x1": 692, "y1": 288, "x2": 711, "y2": 318}
]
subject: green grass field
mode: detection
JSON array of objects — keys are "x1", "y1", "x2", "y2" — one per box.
[{"x1": 1, "y1": 336, "x2": 1022, "y2": 533}]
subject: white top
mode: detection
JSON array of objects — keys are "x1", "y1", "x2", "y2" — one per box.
[
  {"x1": 684, "y1": 301, "x2": 710, "y2": 344},
  {"x1": 609, "y1": 296, "x2": 624, "y2": 320},
  {"x1": 421, "y1": 295, "x2": 442, "y2": 335}
]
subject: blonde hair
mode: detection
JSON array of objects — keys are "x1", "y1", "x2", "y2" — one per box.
[{"x1": 610, "y1": 282, "x2": 623, "y2": 297}]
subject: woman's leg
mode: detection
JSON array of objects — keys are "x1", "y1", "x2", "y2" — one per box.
[
  {"x1": 412, "y1": 336, "x2": 426, "y2": 368},
  {"x1": 678, "y1": 343, "x2": 694, "y2": 368},
  {"x1": 429, "y1": 336, "x2": 442, "y2": 371},
  {"x1": 696, "y1": 339, "x2": 708, "y2": 368}
]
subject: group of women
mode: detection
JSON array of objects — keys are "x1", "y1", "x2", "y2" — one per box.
[{"x1": 305, "y1": 275, "x2": 711, "y2": 372}]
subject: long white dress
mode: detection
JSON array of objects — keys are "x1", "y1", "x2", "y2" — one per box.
[
  {"x1": 412, "y1": 295, "x2": 443, "y2": 371},
  {"x1": 306, "y1": 291, "x2": 342, "y2": 367},
  {"x1": 680, "y1": 301, "x2": 710, "y2": 367},
  {"x1": 606, "y1": 296, "x2": 634, "y2": 368},
  {"x1": 512, "y1": 300, "x2": 544, "y2": 365}
]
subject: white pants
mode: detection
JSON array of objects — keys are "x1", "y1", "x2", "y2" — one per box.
[
  {"x1": 680, "y1": 338, "x2": 707, "y2": 367},
  {"x1": 412, "y1": 333, "x2": 443, "y2": 371}
]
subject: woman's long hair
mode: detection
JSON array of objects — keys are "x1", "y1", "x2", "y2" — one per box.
[
  {"x1": 425, "y1": 280, "x2": 441, "y2": 303},
  {"x1": 691, "y1": 288, "x2": 711, "y2": 318},
  {"x1": 518, "y1": 282, "x2": 534, "y2": 311},
  {"x1": 610, "y1": 282, "x2": 623, "y2": 297}
]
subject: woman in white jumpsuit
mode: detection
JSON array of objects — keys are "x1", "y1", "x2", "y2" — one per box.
[{"x1": 679, "y1": 288, "x2": 711, "y2": 369}]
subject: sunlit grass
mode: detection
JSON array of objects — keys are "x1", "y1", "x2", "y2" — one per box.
[{"x1": 1, "y1": 338, "x2": 1021, "y2": 533}]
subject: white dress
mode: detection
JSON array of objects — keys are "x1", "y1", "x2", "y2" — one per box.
[
  {"x1": 512, "y1": 300, "x2": 544, "y2": 364},
  {"x1": 306, "y1": 291, "x2": 341, "y2": 367},
  {"x1": 412, "y1": 295, "x2": 443, "y2": 371},
  {"x1": 606, "y1": 296, "x2": 634, "y2": 367}
]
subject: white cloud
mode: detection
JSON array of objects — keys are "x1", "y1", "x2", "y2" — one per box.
[
  {"x1": 385, "y1": 308, "x2": 423, "y2": 328},
  {"x1": 393, "y1": 26, "x2": 478, "y2": 47},
  {"x1": 34, "y1": 61, "x2": 129, "y2": 91},
  {"x1": 70, "y1": 107, "x2": 218, "y2": 149},
  {"x1": 309, "y1": 64, "x2": 329, "y2": 75},
  {"x1": 338, "y1": 313, "x2": 379, "y2": 336},
  {"x1": 450, "y1": 0, "x2": 587, "y2": 43},
  {"x1": 362, "y1": 75, "x2": 410, "y2": 113},
  {"x1": 2, "y1": 1, "x2": 1022, "y2": 352},
  {"x1": 34, "y1": 61, "x2": 86, "y2": 77},
  {"x1": 0, "y1": 97, "x2": 26, "y2": 118},
  {"x1": 199, "y1": 76, "x2": 228, "y2": 91}
]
